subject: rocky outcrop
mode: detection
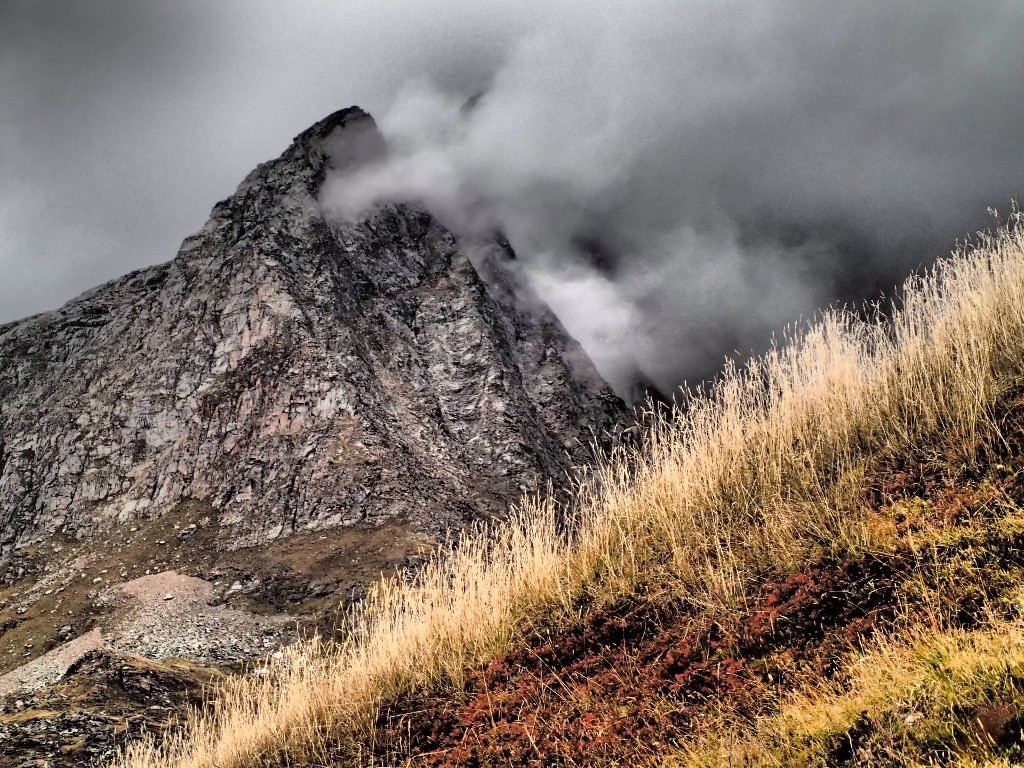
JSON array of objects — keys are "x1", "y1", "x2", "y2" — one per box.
[{"x1": 0, "y1": 107, "x2": 625, "y2": 562}]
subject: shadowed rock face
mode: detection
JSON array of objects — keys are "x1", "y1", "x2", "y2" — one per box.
[{"x1": 0, "y1": 107, "x2": 626, "y2": 560}]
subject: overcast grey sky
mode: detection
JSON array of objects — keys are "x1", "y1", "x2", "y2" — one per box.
[
  {"x1": 0, "y1": 0, "x2": 530, "y2": 321},
  {"x1": 2, "y1": 1, "x2": 1023, "y2": 392}
]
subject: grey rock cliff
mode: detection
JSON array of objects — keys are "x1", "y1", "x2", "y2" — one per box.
[{"x1": 0, "y1": 107, "x2": 626, "y2": 560}]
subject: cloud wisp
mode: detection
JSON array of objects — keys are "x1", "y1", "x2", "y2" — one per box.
[{"x1": 321, "y1": 0, "x2": 1024, "y2": 396}]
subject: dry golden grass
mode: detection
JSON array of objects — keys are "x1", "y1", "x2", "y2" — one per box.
[
  {"x1": 115, "y1": 210, "x2": 1024, "y2": 768},
  {"x1": 673, "y1": 607, "x2": 1024, "y2": 767}
]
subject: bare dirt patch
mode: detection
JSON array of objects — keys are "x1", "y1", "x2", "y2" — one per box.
[
  {"x1": 0, "y1": 502, "x2": 435, "y2": 765},
  {"x1": 0, "y1": 500, "x2": 430, "y2": 677},
  {"x1": 0, "y1": 649, "x2": 221, "y2": 767},
  {"x1": 105, "y1": 570, "x2": 293, "y2": 664},
  {"x1": 0, "y1": 628, "x2": 103, "y2": 698}
]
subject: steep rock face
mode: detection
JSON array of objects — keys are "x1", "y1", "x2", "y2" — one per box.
[{"x1": 0, "y1": 107, "x2": 625, "y2": 560}]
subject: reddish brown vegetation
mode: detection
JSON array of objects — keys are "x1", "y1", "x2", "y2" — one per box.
[
  {"x1": 366, "y1": 466, "x2": 1021, "y2": 768},
  {"x1": 372, "y1": 550, "x2": 912, "y2": 766}
]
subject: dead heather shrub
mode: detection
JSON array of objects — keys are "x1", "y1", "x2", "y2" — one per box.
[{"x1": 116, "y1": 212, "x2": 1024, "y2": 768}]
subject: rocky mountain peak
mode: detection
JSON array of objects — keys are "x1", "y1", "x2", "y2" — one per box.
[
  {"x1": 239, "y1": 106, "x2": 382, "y2": 195},
  {"x1": 0, "y1": 108, "x2": 628, "y2": 752},
  {"x1": 0, "y1": 108, "x2": 626, "y2": 615},
  {"x1": 297, "y1": 105, "x2": 372, "y2": 142}
]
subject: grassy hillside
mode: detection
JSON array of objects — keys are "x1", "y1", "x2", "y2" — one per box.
[{"x1": 117, "y1": 210, "x2": 1024, "y2": 767}]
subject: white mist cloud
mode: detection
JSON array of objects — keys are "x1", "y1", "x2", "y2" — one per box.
[{"x1": 320, "y1": 0, "x2": 1024, "y2": 395}]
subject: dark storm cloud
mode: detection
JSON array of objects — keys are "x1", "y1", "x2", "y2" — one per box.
[
  {"x1": 323, "y1": 0, "x2": 1024, "y2": 395},
  {"x1": 3, "y1": 2, "x2": 1024, "y2": 398}
]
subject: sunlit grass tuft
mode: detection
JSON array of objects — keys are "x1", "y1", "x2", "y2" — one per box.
[{"x1": 673, "y1": 613, "x2": 1024, "y2": 768}]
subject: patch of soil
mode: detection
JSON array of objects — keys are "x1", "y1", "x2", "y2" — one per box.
[
  {"x1": 0, "y1": 500, "x2": 429, "y2": 677},
  {"x1": 105, "y1": 570, "x2": 293, "y2": 664},
  {"x1": 212, "y1": 518, "x2": 432, "y2": 627},
  {"x1": 0, "y1": 628, "x2": 104, "y2": 698},
  {"x1": 0, "y1": 649, "x2": 220, "y2": 768},
  {"x1": 0, "y1": 499, "x2": 432, "y2": 764}
]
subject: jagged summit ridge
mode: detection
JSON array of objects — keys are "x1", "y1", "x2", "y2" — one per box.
[{"x1": 0, "y1": 106, "x2": 626, "y2": 559}]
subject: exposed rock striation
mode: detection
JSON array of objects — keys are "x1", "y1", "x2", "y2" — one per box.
[{"x1": 0, "y1": 107, "x2": 626, "y2": 563}]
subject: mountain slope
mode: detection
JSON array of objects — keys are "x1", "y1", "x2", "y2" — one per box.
[
  {"x1": 0, "y1": 110, "x2": 626, "y2": 765},
  {"x1": 114, "y1": 213, "x2": 1024, "y2": 768},
  {"x1": 0, "y1": 106, "x2": 623, "y2": 561}
]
